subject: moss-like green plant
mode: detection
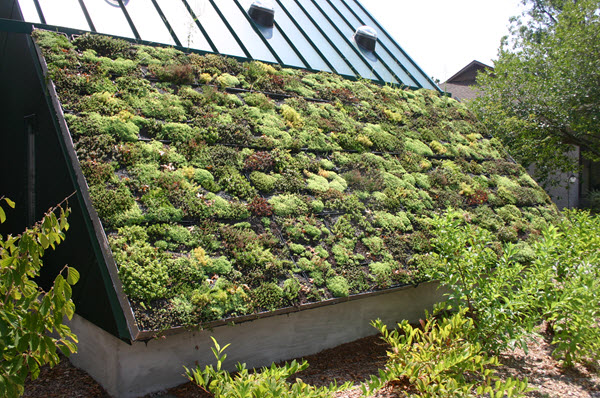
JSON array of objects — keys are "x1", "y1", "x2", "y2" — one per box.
[
  {"x1": 362, "y1": 236, "x2": 385, "y2": 255},
  {"x1": 369, "y1": 261, "x2": 394, "y2": 287},
  {"x1": 220, "y1": 169, "x2": 256, "y2": 201},
  {"x1": 216, "y1": 73, "x2": 240, "y2": 88},
  {"x1": 252, "y1": 283, "x2": 283, "y2": 311},
  {"x1": 73, "y1": 33, "x2": 132, "y2": 58},
  {"x1": 404, "y1": 138, "x2": 434, "y2": 156},
  {"x1": 111, "y1": 226, "x2": 170, "y2": 301},
  {"x1": 158, "y1": 122, "x2": 200, "y2": 143},
  {"x1": 205, "y1": 256, "x2": 233, "y2": 276},
  {"x1": 373, "y1": 211, "x2": 412, "y2": 232},
  {"x1": 269, "y1": 194, "x2": 308, "y2": 217},
  {"x1": 89, "y1": 182, "x2": 136, "y2": 225},
  {"x1": 282, "y1": 278, "x2": 301, "y2": 303},
  {"x1": 280, "y1": 104, "x2": 304, "y2": 128},
  {"x1": 495, "y1": 205, "x2": 522, "y2": 223},
  {"x1": 249, "y1": 171, "x2": 278, "y2": 193},
  {"x1": 35, "y1": 31, "x2": 562, "y2": 329},
  {"x1": 326, "y1": 275, "x2": 349, "y2": 298}
]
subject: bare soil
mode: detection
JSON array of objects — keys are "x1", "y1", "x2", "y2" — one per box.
[{"x1": 24, "y1": 326, "x2": 600, "y2": 398}]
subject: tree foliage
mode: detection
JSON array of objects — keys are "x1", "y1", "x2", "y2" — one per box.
[
  {"x1": 429, "y1": 208, "x2": 600, "y2": 366},
  {"x1": 0, "y1": 197, "x2": 79, "y2": 397},
  {"x1": 470, "y1": 0, "x2": 600, "y2": 182}
]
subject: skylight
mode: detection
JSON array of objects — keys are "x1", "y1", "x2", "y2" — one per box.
[{"x1": 12, "y1": 0, "x2": 439, "y2": 90}]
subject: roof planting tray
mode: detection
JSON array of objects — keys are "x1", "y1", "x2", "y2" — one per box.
[{"x1": 32, "y1": 30, "x2": 557, "y2": 339}]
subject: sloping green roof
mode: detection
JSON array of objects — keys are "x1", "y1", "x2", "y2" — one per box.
[{"x1": 34, "y1": 30, "x2": 557, "y2": 333}]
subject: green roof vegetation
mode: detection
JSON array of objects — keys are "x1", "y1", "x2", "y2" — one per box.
[{"x1": 33, "y1": 30, "x2": 557, "y2": 331}]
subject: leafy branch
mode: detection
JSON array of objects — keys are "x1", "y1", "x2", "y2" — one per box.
[{"x1": 0, "y1": 196, "x2": 79, "y2": 397}]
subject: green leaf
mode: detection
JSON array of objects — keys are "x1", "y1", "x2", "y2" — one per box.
[
  {"x1": 66, "y1": 267, "x2": 80, "y2": 285},
  {"x1": 4, "y1": 198, "x2": 15, "y2": 208}
]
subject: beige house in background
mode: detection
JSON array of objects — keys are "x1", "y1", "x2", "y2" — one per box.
[{"x1": 441, "y1": 60, "x2": 490, "y2": 102}]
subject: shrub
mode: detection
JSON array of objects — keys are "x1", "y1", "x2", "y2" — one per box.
[
  {"x1": 430, "y1": 208, "x2": 600, "y2": 365},
  {"x1": 185, "y1": 338, "x2": 350, "y2": 398},
  {"x1": 0, "y1": 198, "x2": 79, "y2": 397},
  {"x1": 429, "y1": 212, "x2": 535, "y2": 352},
  {"x1": 530, "y1": 210, "x2": 600, "y2": 366},
  {"x1": 364, "y1": 311, "x2": 529, "y2": 397}
]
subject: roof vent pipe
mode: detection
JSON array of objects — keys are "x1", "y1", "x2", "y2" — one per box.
[
  {"x1": 249, "y1": 1, "x2": 275, "y2": 27},
  {"x1": 354, "y1": 26, "x2": 377, "y2": 52}
]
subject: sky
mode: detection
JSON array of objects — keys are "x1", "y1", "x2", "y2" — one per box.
[{"x1": 366, "y1": 0, "x2": 525, "y2": 82}]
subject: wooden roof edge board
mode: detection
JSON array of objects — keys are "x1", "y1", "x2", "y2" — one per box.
[{"x1": 29, "y1": 33, "x2": 139, "y2": 343}]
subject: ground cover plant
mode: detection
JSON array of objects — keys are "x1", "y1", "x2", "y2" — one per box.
[{"x1": 33, "y1": 30, "x2": 557, "y2": 331}]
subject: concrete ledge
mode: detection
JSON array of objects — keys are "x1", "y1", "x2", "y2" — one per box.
[{"x1": 68, "y1": 282, "x2": 445, "y2": 398}]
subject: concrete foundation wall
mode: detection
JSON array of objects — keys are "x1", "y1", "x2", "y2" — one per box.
[{"x1": 68, "y1": 282, "x2": 445, "y2": 398}]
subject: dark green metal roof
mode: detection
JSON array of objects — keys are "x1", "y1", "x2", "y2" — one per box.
[{"x1": 12, "y1": 0, "x2": 439, "y2": 90}]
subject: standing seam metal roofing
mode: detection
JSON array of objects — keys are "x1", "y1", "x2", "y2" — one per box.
[{"x1": 14, "y1": 0, "x2": 439, "y2": 90}]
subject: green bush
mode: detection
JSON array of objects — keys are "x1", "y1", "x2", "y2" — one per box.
[
  {"x1": 529, "y1": 210, "x2": 600, "y2": 366},
  {"x1": 363, "y1": 311, "x2": 529, "y2": 397},
  {"x1": 0, "y1": 198, "x2": 79, "y2": 397},
  {"x1": 361, "y1": 309, "x2": 528, "y2": 398},
  {"x1": 430, "y1": 208, "x2": 600, "y2": 366},
  {"x1": 429, "y1": 212, "x2": 535, "y2": 352},
  {"x1": 185, "y1": 338, "x2": 350, "y2": 398}
]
